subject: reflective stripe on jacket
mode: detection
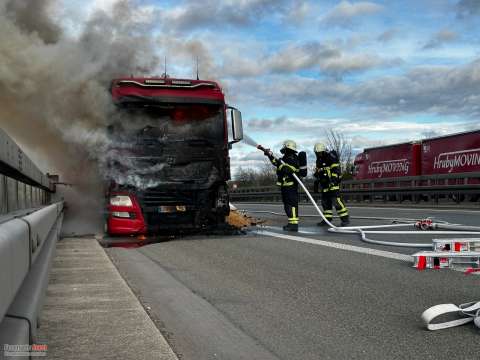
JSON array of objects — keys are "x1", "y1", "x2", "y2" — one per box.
[
  {"x1": 314, "y1": 152, "x2": 342, "y2": 192},
  {"x1": 271, "y1": 153, "x2": 299, "y2": 187}
]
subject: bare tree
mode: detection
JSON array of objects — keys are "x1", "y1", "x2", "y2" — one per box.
[
  {"x1": 325, "y1": 129, "x2": 354, "y2": 177},
  {"x1": 257, "y1": 158, "x2": 277, "y2": 185},
  {"x1": 234, "y1": 167, "x2": 256, "y2": 187},
  {"x1": 233, "y1": 159, "x2": 277, "y2": 187}
]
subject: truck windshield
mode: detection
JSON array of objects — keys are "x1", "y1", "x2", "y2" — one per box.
[
  {"x1": 104, "y1": 102, "x2": 225, "y2": 189},
  {"x1": 109, "y1": 103, "x2": 224, "y2": 144}
]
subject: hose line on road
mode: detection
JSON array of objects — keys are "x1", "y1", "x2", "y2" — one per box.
[
  {"x1": 241, "y1": 181, "x2": 480, "y2": 247},
  {"x1": 434, "y1": 224, "x2": 480, "y2": 232},
  {"x1": 290, "y1": 173, "x2": 480, "y2": 249},
  {"x1": 248, "y1": 142, "x2": 480, "y2": 246},
  {"x1": 249, "y1": 140, "x2": 480, "y2": 331},
  {"x1": 242, "y1": 180, "x2": 480, "y2": 247},
  {"x1": 290, "y1": 173, "x2": 431, "y2": 248},
  {"x1": 246, "y1": 210, "x2": 478, "y2": 234},
  {"x1": 244, "y1": 210, "x2": 429, "y2": 223},
  {"x1": 289, "y1": 172, "x2": 480, "y2": 330}
]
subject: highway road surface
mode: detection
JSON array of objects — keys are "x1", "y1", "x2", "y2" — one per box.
[{"x1": 106, "y1": 203, "x2": 480, "y2": 360}]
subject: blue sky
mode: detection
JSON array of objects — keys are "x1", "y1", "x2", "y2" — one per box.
[{"x1": 60, "y1": 0, "x2": 480, "y2": 174}]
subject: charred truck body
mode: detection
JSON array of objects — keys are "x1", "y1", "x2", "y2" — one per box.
[{"x1": 105, "y1": 77, "x2": 243, "y2": 235}]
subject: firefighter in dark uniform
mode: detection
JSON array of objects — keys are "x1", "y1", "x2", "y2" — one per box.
[
  {"x1": 264, "y1": 140, "x2": 300, "y2": 232},
  {"x1": 313, "y1": 143, "x2": 350, "y2": 226}
]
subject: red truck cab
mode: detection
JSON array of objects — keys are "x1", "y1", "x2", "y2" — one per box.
[{"x1": 105, "y1": 77, "x2": 243, "y2": 235}]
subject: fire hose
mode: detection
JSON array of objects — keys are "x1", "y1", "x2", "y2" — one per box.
[
  {"x1": 244, "y1": 210, "x2": 437, "y2": 223},
  {"x1": 256, "y1": 144, "x2": 480, "y2": 247},
  {"x1": 253, "y1": 143, "x2": 480, "y2": 330}
]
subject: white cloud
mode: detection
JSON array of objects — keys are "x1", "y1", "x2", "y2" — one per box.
[
  {"x1": 284, "y1": 0, "x2": 311, "y2": 24},
  {"x1": 245, "y1": 116, "x2": 457, "y2": 136},
  {"x1": 377, "y1": 28, "x2": 398, "y2": 42},
  {"x1": 90, "y1": 0, "x2": 119, "y2": 13},
  {"x1": 319, "y1": 53, "x2": 400, "y2": 76},
  {"x1": 457, "y1": 0, "x2": 480, "y2": 18},
  {"x1": 58, "y1": 0, "x2": 156, "y2": 37},
  {"x1": 154, "y1": 34, "x2": 401, "y2": 82},
  {"x1": 158, "y1": 0, "x2": 290, "y2": 32},
  {"x1": 321, "y1": 1, "x2": 384, "y2": 28},
  {"x1": 423, "y1": 29, "x2": 459, "y2": 49},
  {"x1": 229, "y1": 58, "x2": 480, "y2": 117}
]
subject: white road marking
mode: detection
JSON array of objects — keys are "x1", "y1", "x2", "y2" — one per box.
[
  {"x1": 297, "y1": 230, "x2": 319, "y2": 235},
  {"x1": 256, "y1": 229, "x2": 470, "y2": 273},
  {"x1": 257, "y1": 229, "x2": 412, "y2": 262}
]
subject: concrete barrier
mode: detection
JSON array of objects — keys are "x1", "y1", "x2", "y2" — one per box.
[
  {"x1": 6, "y1": 213, "x2": 63, "y2": 343},
  {"x1": 0, "y1": 220, "x2": 30, "y2": 322},
  {"x1": 0, "y1": 202, "x2": 64, "y2": 350},
  {"x1": 23, "y1": 204, "x2": 59, "y2": 264}
]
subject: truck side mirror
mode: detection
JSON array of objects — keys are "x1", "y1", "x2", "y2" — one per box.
[{"x1": 229, "y1": 107, "x2": 243, "y2": 143}]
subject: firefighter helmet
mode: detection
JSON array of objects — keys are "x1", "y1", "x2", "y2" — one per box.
[
  {"x1": 314, "y1": 143, "x2": 326, "y2": 153},
  {"x1": 282, "y1": 139, "x2": 297, "y2": 152}
]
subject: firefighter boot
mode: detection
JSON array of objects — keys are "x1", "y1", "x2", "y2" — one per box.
[
  {"x1": 283, "y1": 223, "x2": 298, "y2": 232},
  {"x1": 317, "y1": 220, "x2": 330, "y2": 226},
  {"x1": 340, "y1": 216, "x2": 350, "y2": 227}
]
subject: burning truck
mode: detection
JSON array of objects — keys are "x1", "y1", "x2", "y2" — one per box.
[{"x1": 104, "y1": 77, "x2": 243, "y2": 235}]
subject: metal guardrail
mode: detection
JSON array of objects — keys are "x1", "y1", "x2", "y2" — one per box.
[
  {"x1": 230, "y1": 172, "x2": 480, "y2": 204},
  {"x1": 0, "y1": 202, "x2": 64, "y2": 351},
  {"x1": 0, "y1": 129, "x2": 51, "y2": 191}
]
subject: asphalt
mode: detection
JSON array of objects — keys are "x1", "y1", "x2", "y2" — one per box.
[{"x1": 105, "y1": 202, "x2": 480, "y2": 360}]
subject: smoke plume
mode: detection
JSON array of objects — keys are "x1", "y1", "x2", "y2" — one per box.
[{"x1": 0, "y1": 0, "x2": 160, "y2": 235}]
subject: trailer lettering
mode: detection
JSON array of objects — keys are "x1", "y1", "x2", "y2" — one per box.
[
  {"x1": 367, "y1": 159, "x2": 410, "y2": 178},
  {"x1": 433, "y1": 148, "x2": 480, "y2": 173}
]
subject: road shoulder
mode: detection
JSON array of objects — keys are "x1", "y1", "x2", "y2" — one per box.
[
  {"x1": 36, "y1": 237, "x2": 178, "y2": 360},
  {"x1": 107, "y1": 246, "x2": 280, "y2": 360}
]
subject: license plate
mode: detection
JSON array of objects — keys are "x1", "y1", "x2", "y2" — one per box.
[
  {"x1": 158, "y1": 206, "x2": 175, "y2": 213},
  {"x1": 158, "y1": 205, "x2": 186, "y2": 213}
]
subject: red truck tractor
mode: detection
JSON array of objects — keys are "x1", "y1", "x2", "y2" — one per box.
[{"x1": 105, "y1": 77, "x2": 243, "y2": 235}]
